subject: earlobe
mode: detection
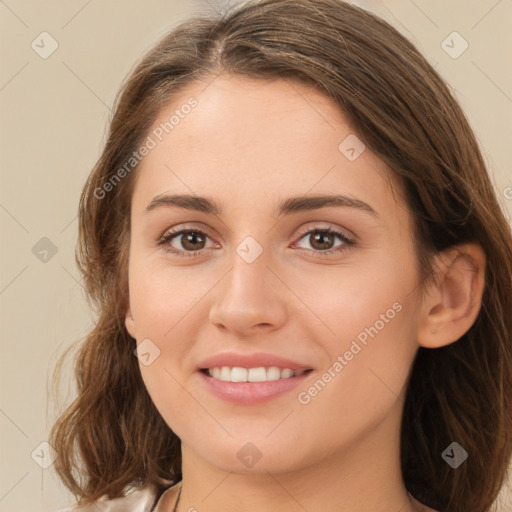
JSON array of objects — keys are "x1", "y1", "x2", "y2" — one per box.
[{"x1": 417, "y1": 243, "x2": 486, "y2": 349}]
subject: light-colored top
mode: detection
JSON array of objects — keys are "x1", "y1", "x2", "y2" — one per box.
[
  {"x1": 53, "y1": 483, "x2": 181, "y2": 512},
  {"x1": 54, "y1": 482, "x2": 438, "y2": 511}
]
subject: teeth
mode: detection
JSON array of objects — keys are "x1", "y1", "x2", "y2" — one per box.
[
  {"x1": 231, "y1": 367, "x2": 247, "y2": 382},
  {"x1": 280, "y1": 368, "x2": 293, "y2": 378},
  {"x1": 220, "y1": 366, "x2": 231, "y2": 381},
  {"x1": 248, "y1": 367, "x2": 266, "y2": 382},
  {"x1": 207, "y1": 366, "x2": 306, "y2": 382},
  {"x1": 266, "y1": 366, "x2": 281, "y2": 381}
]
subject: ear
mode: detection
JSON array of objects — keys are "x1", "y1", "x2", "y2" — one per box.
[
  {"x1": 125, "y1": 303, "x2": 137, "y2": 340},
  {"x1": 417, "y1": 243, "x2": 486, "y2": 348}
]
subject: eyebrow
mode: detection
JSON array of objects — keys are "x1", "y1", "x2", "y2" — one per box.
[{"x1": 145, "y1": 193, "x2": 378, "y2": 217}]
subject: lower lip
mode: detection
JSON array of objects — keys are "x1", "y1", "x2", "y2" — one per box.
[{"x1": 198, "y1": 370, "x2": 312, "y2": 404}]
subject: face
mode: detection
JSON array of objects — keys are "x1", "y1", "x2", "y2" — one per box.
[{"x1": 125, "y1": 75, "x2": 424, "y2": 474}]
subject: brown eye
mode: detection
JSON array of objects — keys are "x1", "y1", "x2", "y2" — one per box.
[
  {"x1": 157, "y1": 229, "x2": 213, "y2": 256},
  {"x1": 308, "y1": 231, "x2": 336, "y2": 250},
  {"x1": 157, "y1": 226, "x2": 355, "y2": 258},
  {"x1": 295, "y1": 227, "x2": 355, "y2": 256},
  {"x1": 178, "y1": 231, "x2": 207, "y2": 251}
]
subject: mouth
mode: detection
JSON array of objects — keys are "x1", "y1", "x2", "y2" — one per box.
[
  {"x1": 200, "y1": 366, "x2": 312, "y2": 383},
  {"x1": 197, "y1": 365, "x2": 314, "y2": 404}
]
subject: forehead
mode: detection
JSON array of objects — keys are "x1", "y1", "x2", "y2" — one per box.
[{"x1": 131, "y1": 75, "x2": 407, "y2": 220}]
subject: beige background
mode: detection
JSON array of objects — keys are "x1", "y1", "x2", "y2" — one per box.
[{"x1": 0, "y1": 0, "x2": 511, "y2": 511}]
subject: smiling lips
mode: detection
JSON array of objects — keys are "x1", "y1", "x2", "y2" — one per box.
[
  {"x1": 206, "y1": 366, "x2": 308, "y2": 382},
  {"x1": 197, "y1": 352, "x2": 313, "y2": 404}
]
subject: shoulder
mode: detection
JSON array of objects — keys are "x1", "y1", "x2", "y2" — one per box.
[{"x1": 52, "y1": 483, "x2": 160, "y2": 512}]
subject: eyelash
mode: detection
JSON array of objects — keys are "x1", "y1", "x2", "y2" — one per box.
[{"x1": 156, "y1": 225, "x2": 355, "y2": 258}]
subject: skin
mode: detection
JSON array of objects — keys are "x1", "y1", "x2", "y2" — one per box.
[{"x1": 125, "y1": 75, "x2": 485, "y2": 512}]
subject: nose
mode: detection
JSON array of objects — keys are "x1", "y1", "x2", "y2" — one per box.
[{"x1": 208, "y1": 251, "x2": 288, "y2": 337}]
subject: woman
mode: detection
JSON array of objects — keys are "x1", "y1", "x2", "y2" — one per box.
[{"x1": 50, "y1": 1, "x2": 512, "y2": 511}]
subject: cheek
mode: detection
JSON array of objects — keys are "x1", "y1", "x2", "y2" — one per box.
[
  {"x1": 297, "y1": 248, "x2": 418, "y2": 352},
  {"x1": 292, "y1": 300, "x2": 418, "y2": 458},
  {"x1": 294, "y1": 248, "x2": 420, "y2": 417},
  {"x1": 128, "y1": 259, "x2": 213, "y2": 338},
  {"x1": 129, "y1": 261, "x2": 216, "y2": 427}
]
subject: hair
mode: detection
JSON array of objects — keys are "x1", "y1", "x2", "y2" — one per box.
[{"x1": 49, "y1": 1, "x2": 512, "y2": 511}]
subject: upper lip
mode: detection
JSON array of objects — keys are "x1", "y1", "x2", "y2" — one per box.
[{"x1": 197, "y1": 352, "x2": 313, "y2": 371}]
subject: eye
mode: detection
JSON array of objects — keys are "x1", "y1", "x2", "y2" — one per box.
[
  {"x1": 157, "y1": 228, "x2": 215, "y2": 257},
  {"x1": 294, "y1": 227, "x2": 355, "y2": 256},
  {"x1": 156, "y1": 225, "x2": 355, "y2": 258}
]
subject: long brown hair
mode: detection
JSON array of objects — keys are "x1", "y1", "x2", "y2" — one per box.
[{"x1": 49, "y1": 1, "x2": 512, "y2": 511}]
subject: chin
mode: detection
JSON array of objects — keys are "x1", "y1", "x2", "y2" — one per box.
[{"x1": 184, "y1": 433, "x2": 317, "y2": 476}]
